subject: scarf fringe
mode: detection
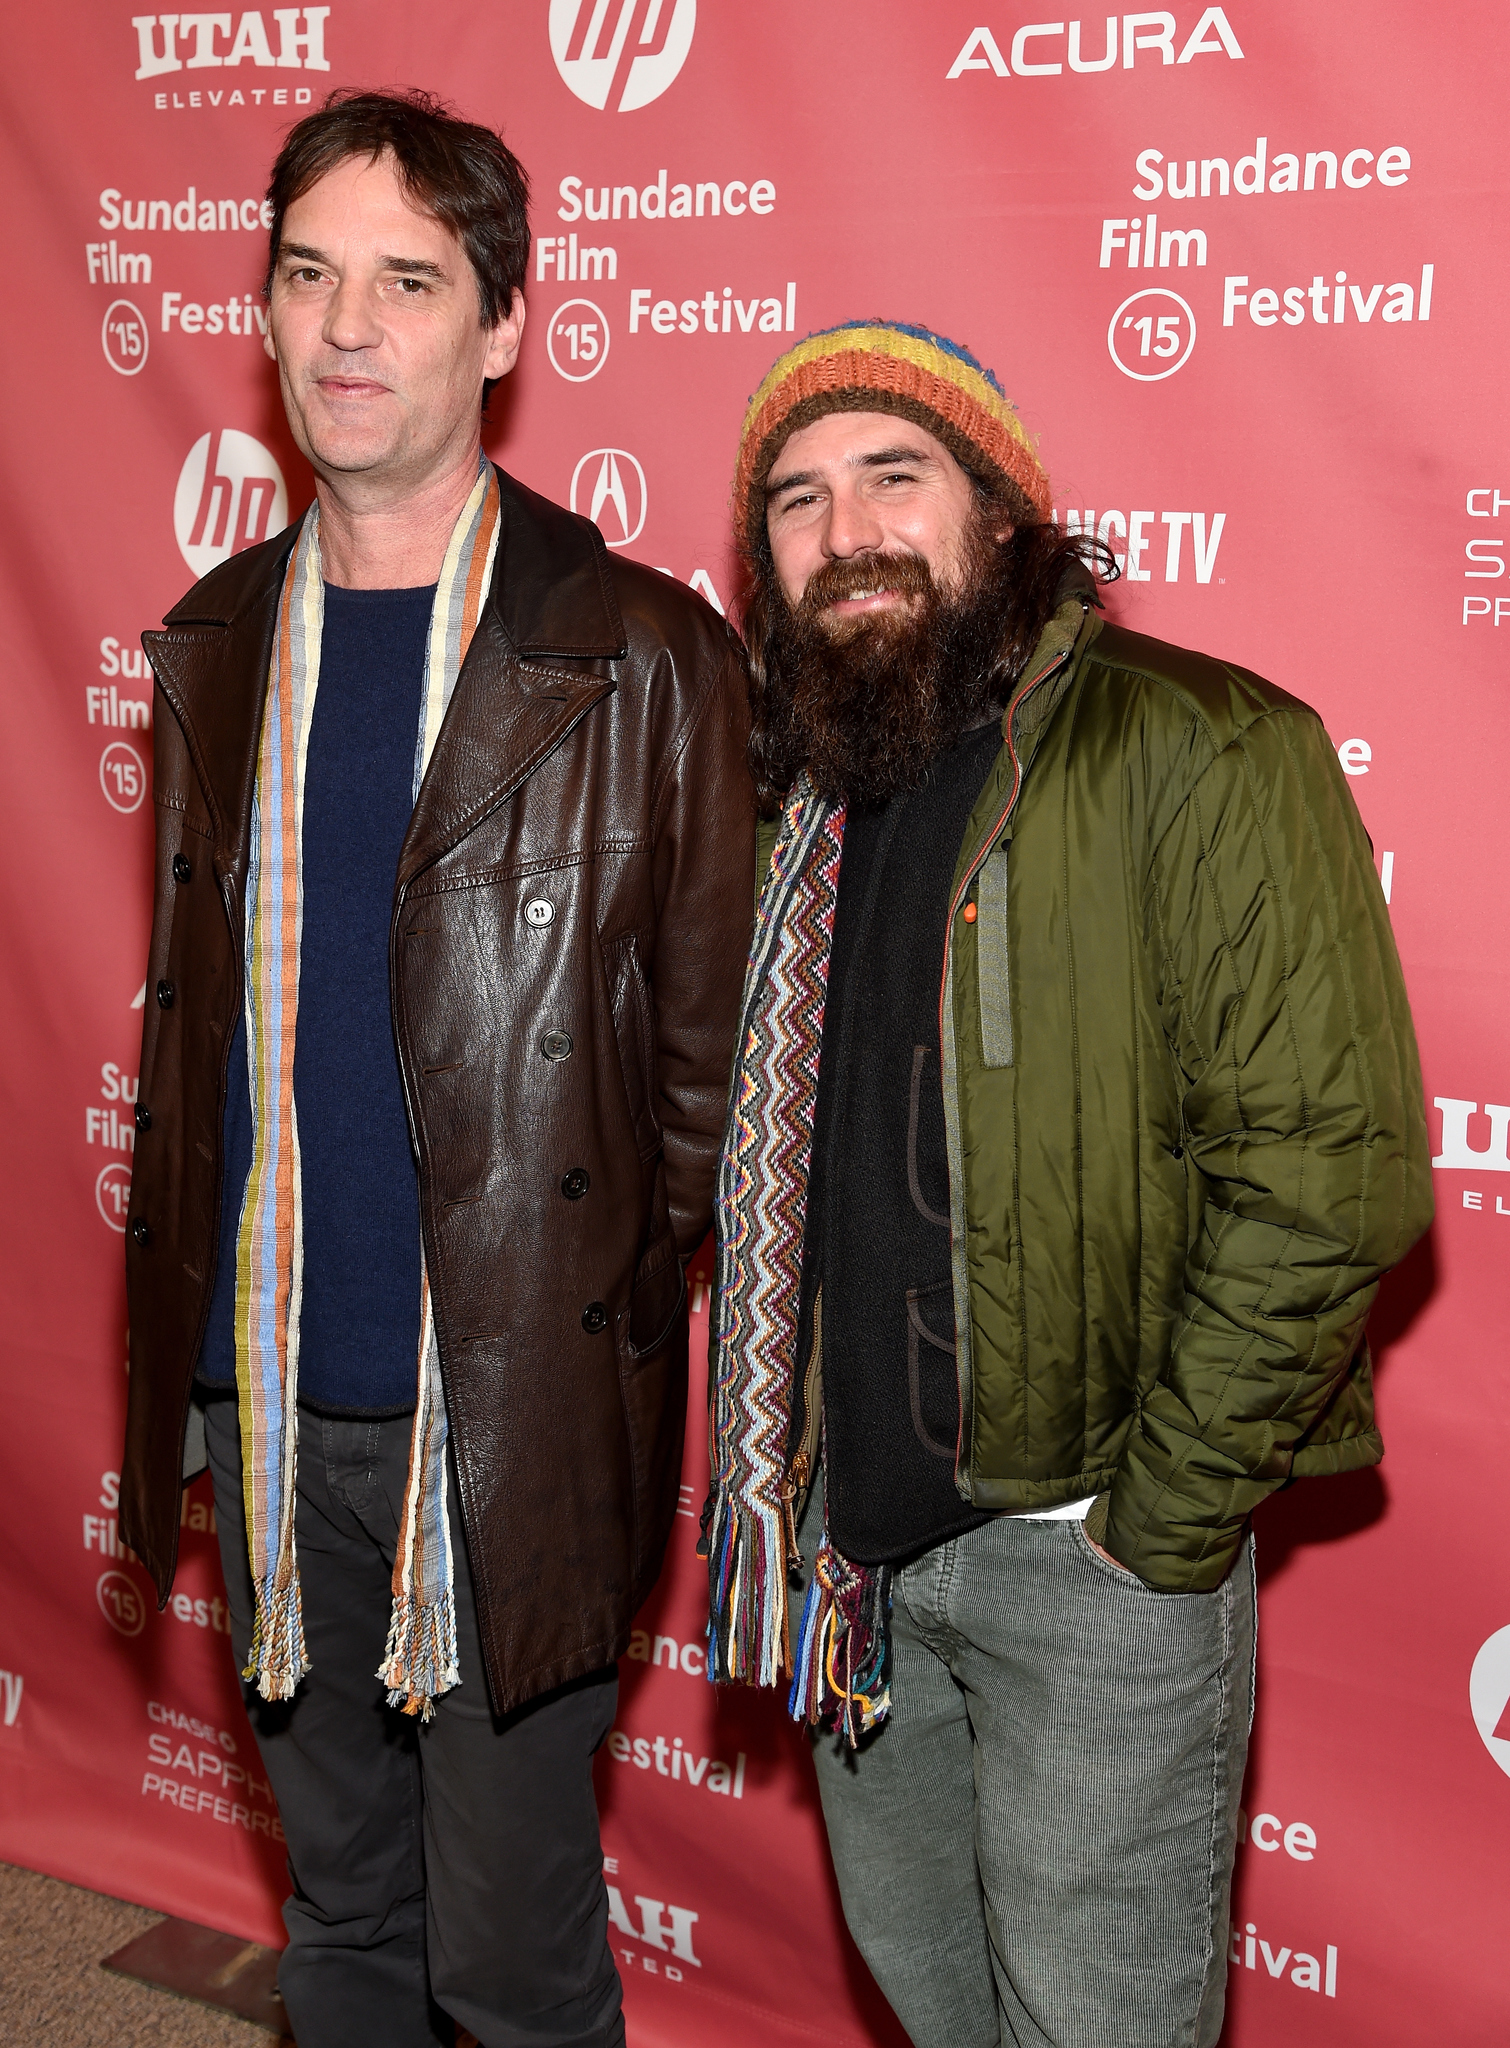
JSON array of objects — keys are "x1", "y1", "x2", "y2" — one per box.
[
  {"x1": 243, "y1": 1570, "x2": 311, "y2": 1703},
  {"x1": 787, "y1": 1537, "x2": 892, "y2": 1746},
  {"x1": 706, "y1": 1495, "x2": 789, "y2": 1688},
  {"x1": 378, "y1": 1588, "x2": 460, "y2": 1723}
]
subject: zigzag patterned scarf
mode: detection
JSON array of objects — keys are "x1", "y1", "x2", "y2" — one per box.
[
  {"x1": 706, "y1": 779, "x2": 894, "y2": 1745},
  {"x1": 234, "y1": 459, "x2": 501, "y2": 1718}
]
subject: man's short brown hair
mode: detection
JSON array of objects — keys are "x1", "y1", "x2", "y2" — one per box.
[{"x1": 264, "y1": 87, "x2": 530, "y2": 347}]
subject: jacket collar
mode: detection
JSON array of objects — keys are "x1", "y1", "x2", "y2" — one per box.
[{"x1": 145, "y1": 465, "x2": 626, "y2": 877}]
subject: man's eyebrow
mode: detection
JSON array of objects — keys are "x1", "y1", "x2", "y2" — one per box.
[
  {"x1": 854, "y1": 444, "x2": 939, "y2": 469},
  {"x1": 766, "y1": 444, "x2": 941, "y2": 499},
  {"x1": 380, "y1": 257, "x2": 450, "y2": 280},
  {"x1": 278, "y1": 244, "x2": 450, "y2": 282}
]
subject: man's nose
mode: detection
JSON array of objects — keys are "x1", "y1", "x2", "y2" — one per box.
[
  {"x1": 821, "y1": 486, "x2": 886, "y2": 559},
  {"x1": 322, "y1": 276, "x2": 383, "y2": 354}
]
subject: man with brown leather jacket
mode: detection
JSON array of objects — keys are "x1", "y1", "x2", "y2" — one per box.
[{"x1": 121, "y1": 91, "x2": 752, "y2": 2048}]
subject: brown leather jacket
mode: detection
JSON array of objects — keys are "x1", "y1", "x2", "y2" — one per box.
[{"x1": 121, "y1": 466, "x2": 753, "y2": 1714}]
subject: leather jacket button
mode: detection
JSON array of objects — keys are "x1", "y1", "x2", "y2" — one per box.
[
  {"x1": 172, "y1": 853, "x2": 192, "y2": 883},
  {"x1": 561, "y1": 1168, "x2": 590, "y2": 1200},
  {"x1": 156, "y1": 980, "x2": 175, "y2": 1009},
  {"x1": 540, "y1": 1029, "x2": 573, "y2": 1062},
  {"x1": 581, "y1": 1301, "x2": 608, "y2": 1334},
  {"x1": 134, "y1": 1104, "x2": 151, "y2": 1133},
  {"x1": 130, "y1": 1219, "x2": 150, "y2": 1246},
  {"x1": 524, "y1": 898, "x2": 555, "y2": 927}
]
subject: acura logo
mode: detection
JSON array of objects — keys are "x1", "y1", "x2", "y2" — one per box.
[{"x1": 570, "y1": 449, "x2": 648, "y2": 548}]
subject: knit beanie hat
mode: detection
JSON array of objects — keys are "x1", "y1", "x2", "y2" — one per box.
[{"x1": 733, "y1": 319, "x2": 1053, "y2": 558}]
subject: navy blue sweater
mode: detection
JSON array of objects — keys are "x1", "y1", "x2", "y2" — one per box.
[{"x1": 198, "y1": 582, "x2": 436, "y2": 1413}]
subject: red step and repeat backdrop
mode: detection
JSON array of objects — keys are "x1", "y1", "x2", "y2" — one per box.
[{"x1": 2, "y1": 3, "x2": 1508, "y2": 2042}]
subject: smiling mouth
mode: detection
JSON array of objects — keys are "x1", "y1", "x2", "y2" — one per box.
[{"x1": 824, "y1": 586, "x2": 912, "y2": 611}]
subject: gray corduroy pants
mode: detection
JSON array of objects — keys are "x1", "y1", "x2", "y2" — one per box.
[{"x1": 799, "y1": 1478, "x2": 1255, "y2": 2048}]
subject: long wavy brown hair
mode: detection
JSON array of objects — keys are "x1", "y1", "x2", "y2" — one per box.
[{"x1": 740, "y1": 501, "x2": 1117, "y2": 814}]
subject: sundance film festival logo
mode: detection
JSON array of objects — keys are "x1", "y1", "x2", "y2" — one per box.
[
  {"x1": 571, "y1": 449, "x2": 647, "y2": 547},
  {"x1": 1108, "y1": 288, "x2": 1196, "y2": 380},
  {"x1": 102, "y1": 298, "x2": 149, "y2": 375},
  {"x1": 175, "y1": 430, "x2": 287, "y2": 577},
  {"x1": 547, "y1": 298, "x2": 611, "y2": 381},
  {"x1": 97, "y1": 1162, "x2": 133, "y2": 1232},
  {"x1": 97, "y1": 1569, "x2": 147, "y2": 1637},
  {"x1": 100, "y1": 740, "x2": 147, "y2": 814},
  {"x1": 551, "y1": 0, "x2": 697, "y2": 112}
]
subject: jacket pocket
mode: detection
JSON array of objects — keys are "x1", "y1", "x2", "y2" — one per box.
[
  {"x1": 627, "y1": 1230, "x2": 686, "y2": 1358},
  {"x1": 907, "y1": 1047, "x2": 951, "y2": 1227},
  {"x1": 906, "y1": 1282, "x2": 959, "y2": 1460},
  {"x1": 617, "y1": 1240, "x2": 689, "y2": 1592},
  {"x1": 976, "y1": 836, "x2": 1013, "y2": 1068},
  {"x1": 605, "y1": 931, "x2": 661, "y2": 1160}
]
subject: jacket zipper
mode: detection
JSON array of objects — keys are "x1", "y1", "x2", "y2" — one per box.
[
  {"x1": 936, "y1": 649, "x2": 1070, "y2": 1049},
  {"x1": 935, "y1": 647, "x2": 1072, "y2": 1490}
]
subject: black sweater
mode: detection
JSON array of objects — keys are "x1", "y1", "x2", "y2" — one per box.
[{"x1": 797, "y1": 719, "x2": 1001, "y2": 1564}]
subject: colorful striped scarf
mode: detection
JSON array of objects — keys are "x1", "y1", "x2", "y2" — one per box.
[
  {"x1": 234, "y1": 459, "x2": 501, "y2": 1717},
  {"x1": 705, "y1": 781, "x2": 895, "y2": 1745}
]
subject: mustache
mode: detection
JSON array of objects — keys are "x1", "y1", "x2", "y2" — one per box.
[{"x1": 794, "y1": 552, "x2": 935, "y2": 629}]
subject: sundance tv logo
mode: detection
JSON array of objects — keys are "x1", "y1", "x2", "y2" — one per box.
[
  {"x1": 550, "y1": 0, "x2": 696, "y2": 112},
  {"x1": 175, "y1": 430, "x2": 287, "y2": 577}
]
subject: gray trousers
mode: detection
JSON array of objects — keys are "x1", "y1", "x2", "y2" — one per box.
[{"x1": 799, "y1": 1480, "x2": 1255, "y2": 2048}]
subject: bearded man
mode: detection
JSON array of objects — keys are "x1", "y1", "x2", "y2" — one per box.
[{"x1": 704, "y1": 322, "x2": 1430, "y2": 2048}]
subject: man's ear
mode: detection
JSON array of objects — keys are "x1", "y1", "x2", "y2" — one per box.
[{"x1": 483, "y1": 289, "x2": 527, "y2": 383}]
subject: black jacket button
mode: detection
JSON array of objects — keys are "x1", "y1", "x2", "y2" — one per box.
[
  {"x1": 541, "y1": 1029, "x2": 573, "y2": 1062},
  {"x1": 561, "y1": 1168, "x2": 590, "y2": 1200},
  {"x1": 1171, "y1": 1145, "x2": 1184, "y2": 1160},
  {"x1": 130, "y1": 1219, "x2": 150, "y2": 1245},
  {"x1": 135, "y1": 1104, "x2": 151, "y2": 1133},
  {"x1": 172, "y1": 853, "x2": 192, "y2": 883},
  {"x1": 156, "y1": 980, "x2": 175, "y2": 1009},
  {"x1": 581, "y1": 1301, "x2": 608, "y2": 1333}
]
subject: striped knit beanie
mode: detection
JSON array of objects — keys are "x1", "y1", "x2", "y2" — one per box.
[{"x1": 733, "y1": 320, "x2": 1052, "y2": 557}]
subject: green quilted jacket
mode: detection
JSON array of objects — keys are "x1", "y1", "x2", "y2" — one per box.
[{"x1": 766, "y1": 597, "x2": 1432, "y2": 1592}]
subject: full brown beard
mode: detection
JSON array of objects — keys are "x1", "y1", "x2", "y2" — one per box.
[{"x1": 752, "y1": 514, "x2": 1014, "y2": 809}]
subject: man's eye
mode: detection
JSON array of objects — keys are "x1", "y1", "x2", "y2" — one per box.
[
  {"x1": 394, "y1": 277, "x2": 427, "y2": 294},
  {"x1": 291, "y1": 268, "x2": 324, "y2": 284}
]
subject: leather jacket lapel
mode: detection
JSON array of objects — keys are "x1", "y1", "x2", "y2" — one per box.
[
  {"x1": 398, "y1": 609, "x2": 613, "y2": 886},
  {"x1": 143, "y1": 532, "x2": 292, "y2": 877},
  {"x1": 398, "y1": 465, "x2": 626, "y2": 883}
]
